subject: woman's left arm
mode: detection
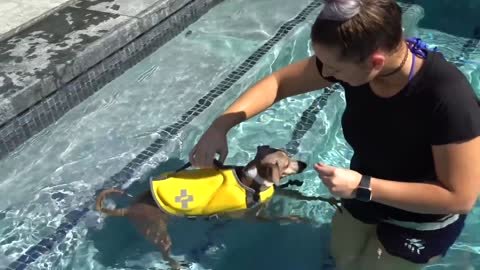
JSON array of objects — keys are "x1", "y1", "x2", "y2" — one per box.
[
  {"x1": 369, "y1": 74, "x2": 480, "y2": 214},
  {"x1": 370, "y1": 136, "x2": 480, "y2": 214},
  {"x1": 317, "y1": 70, "x2": 480, "y2": 215}
]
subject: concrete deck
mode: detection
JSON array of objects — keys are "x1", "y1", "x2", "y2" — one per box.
[
  {"x1": 0, "y1": 0, "x2": 76, "y2": 42},
  {"x1": 0, "y1": 0, "x2": 223, "y2": 159},
  {"x1": 0, "y1": 0, "x2": 193, "y2": 127}
]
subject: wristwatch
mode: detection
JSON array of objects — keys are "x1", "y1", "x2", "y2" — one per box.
[{"x1": 355, "y1": 175, "x2": 372, "y2": 202}]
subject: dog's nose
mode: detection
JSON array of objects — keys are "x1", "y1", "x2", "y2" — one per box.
[{"x1": 297, "y1": 161, "x2": 307, "y2": 173}]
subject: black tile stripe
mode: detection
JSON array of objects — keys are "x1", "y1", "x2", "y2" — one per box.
[
  {"x1": 189, "y1": 85, "x2": 339, "y2": 261},
  {"x1": 5, "y1": 1, "x2": 324, "y2": 269},
  {"x1": 285, "y1": 86, "x2": 338, "y2": 155}
]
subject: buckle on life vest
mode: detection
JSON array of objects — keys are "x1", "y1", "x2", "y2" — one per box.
[
  {"x1": 185, "y1": 214, "x2": 220, "y2": 221},
  {"x1": 206, "y1": 214, "x2": 220, "y2": 221}
]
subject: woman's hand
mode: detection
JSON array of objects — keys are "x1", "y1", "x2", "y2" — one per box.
[
  {"x1": 314, "y1": 162, "x2": 362, "y2": 199},
  {"x1": 189, "y1": 124, "x2": 229, "y2": 168}
]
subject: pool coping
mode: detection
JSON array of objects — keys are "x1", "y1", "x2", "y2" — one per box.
[
  {"x1": 0, "y1": 0, "x2": 224, "y2": 160},
  {"x1": 0, "y1": 0, "x2": 79, "y2": 43}
]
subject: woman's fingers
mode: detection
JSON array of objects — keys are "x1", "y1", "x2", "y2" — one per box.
[{"x1": 314, "y1": 162, "x2": 335, "y2": 176}]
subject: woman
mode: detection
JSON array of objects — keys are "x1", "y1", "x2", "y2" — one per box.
[{"x1": 189, "y1": 0, "x2": 480, "y2": 269}]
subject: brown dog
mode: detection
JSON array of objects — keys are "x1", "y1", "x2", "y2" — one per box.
[{"x1": 95, "y1": 145, "x2": 340, "y2": 269}]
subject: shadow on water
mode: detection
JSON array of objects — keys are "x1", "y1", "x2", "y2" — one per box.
[
  {"x1": 401, "y1": 0, "x2": 480, "y2": 39},
  {"x1": 204, "y1": 221, "x2": 333, "y2": 270},
  {"x1": 85, "y1": 157, "x2": 334, "y2": 270}
]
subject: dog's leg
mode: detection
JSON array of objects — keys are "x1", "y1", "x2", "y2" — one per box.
[
  {"x1": 275, "y1": 189, "x2": 343, "y2": 213},
  {"x1": 127, "y1": 203, "x2": 188, "y2": 270}
]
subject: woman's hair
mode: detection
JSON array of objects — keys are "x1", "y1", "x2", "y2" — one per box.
[{"x1": 310, "y1": 0, "x2": 404, "y2": 62}]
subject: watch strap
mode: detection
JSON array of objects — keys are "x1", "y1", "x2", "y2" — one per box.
[{"x1": 359, "y1": 174, "x2": 371, "y2": 188}]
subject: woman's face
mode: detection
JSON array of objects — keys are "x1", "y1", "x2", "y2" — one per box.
[{"x1": 312, "y1": 42, "x2": 385, "y2": 86}]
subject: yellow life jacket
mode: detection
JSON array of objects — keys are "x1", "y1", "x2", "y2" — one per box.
[{"x1": 150, "y1": 168, "x2": 275, "y2": 217}]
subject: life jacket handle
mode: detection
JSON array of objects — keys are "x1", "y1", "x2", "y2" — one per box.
[{"x1": 155, "y1": 159, "x2": 227, "y2": 180}]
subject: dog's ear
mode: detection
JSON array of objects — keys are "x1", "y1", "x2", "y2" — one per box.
[
  {"x1": 256, "y1": 145, "x2": 270, "y2": 153},
  {"x1": 265, "y1": 163, "x2": 281, "y2": 186},
  {"x1": 254, "y1": 145, "x2": 270, "y2": 161}
]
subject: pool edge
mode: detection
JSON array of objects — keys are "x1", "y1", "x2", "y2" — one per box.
[{"x1": 0, "y1": 0, "x2": 225, "y2": 161}]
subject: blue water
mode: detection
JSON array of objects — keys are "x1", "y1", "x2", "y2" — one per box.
[
  {"x1": 406, "y1": 0, "x2": 480, "y2": 39},
  {"x1": 0, "y1": 0, "x2": 479, "y2": 269}
]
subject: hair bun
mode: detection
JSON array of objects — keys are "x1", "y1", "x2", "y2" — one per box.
[{"x1": 320, "y1": 0, "x2": 361, "y2": 21}]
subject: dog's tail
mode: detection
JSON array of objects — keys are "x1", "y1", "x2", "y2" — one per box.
[{"x1": 95, "y1": 189, "x2": 129, "y2": 216}]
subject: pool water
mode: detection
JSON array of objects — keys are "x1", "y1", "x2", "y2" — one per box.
[
  {"x1": 409, "y1": 0, "x2": 480, "y2": 39},
  {"x1": 1, "y1": 0, "x2": 479, "y2": 269}
]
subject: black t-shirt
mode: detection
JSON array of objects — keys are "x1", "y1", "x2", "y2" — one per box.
[{"x1": 315, "y1": 51, "x2": 480, "y2": 222}]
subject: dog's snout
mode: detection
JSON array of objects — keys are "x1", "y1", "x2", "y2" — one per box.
[{"x1": 297, "y1": 161, "x2": 307, "y2": 173}]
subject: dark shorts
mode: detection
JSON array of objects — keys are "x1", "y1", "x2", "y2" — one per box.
[{"x1": 342, "y1": 199, "x2": 467, "y2": 264}]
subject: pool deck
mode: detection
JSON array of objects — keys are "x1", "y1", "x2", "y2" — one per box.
[
  {"x1": 0, "y1": 0, "x2": 76, "y2": 43},
  {"x1": 0, "y1": 0, "x2": 188, "y2": 126},
  {"x1": 0, "y1": 0, "x2": 222, "y2": 159}
]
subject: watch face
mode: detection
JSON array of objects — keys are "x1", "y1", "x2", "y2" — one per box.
[{"x1": 356, "y1": 187, "x2": 372, "y2": 202}]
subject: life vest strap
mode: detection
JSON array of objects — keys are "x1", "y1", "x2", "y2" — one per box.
[
  {"x1": 186, "y1": 214, "x2": 221, "y2": 221},
  {"x1": 246, "y1": 181, "x2": 262, "y2": 208},
  {"x1": 155, "y1": 159, "x2": 228, "y2": 180},
  {"x1": 277, "y1": 179, "x2": 304, "y2": 189}
]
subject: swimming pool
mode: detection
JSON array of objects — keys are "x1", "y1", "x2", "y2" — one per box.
[{"x1": 1, "y1": 0, "x2": 479, "y2": 269}]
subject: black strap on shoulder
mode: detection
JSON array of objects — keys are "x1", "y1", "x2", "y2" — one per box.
[
  {"x1": 154, "y1": 159, "x2": 226, "y2": 180},
  {"x1": 186, "y1": 214, "x2": 221, "y2": 221},
  {"x1": 246, "y1": 181, "x2": 262, "y2": 208},
  {"x1": 245, "y1": 179, "x2": 304, "y2": 207},
  {"x1": 154, "y1": 162, "x2": 192, "y2": 180}
]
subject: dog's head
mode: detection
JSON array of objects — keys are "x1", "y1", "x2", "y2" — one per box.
[{"x1": 243, "y1": 145, "x2": 307, "y2": 186}]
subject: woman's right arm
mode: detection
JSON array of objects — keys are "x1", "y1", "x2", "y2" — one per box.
[{"x1": 189, "y1": 55, "x2": 334, "y2": 167}]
